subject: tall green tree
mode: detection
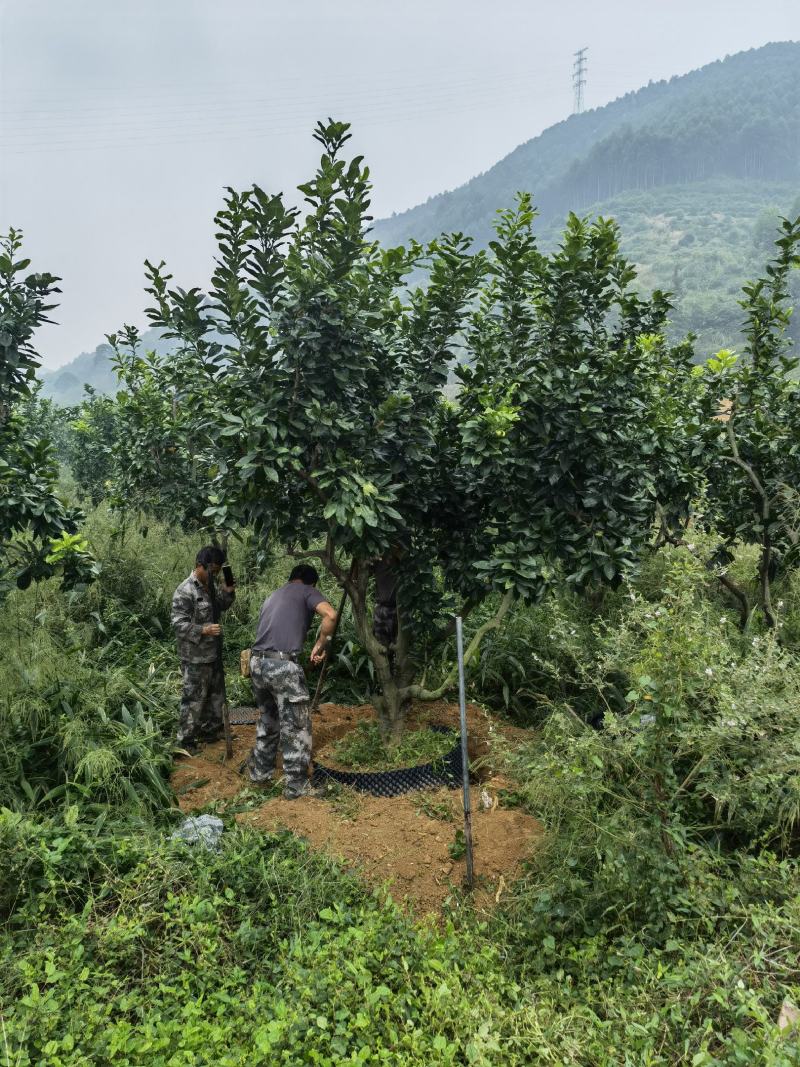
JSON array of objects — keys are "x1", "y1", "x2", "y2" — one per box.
[
  {"x1": 457, "y1": 197, "x2": 709, "y2": 601},
  {"x1": 0, "y1": 229, "x2": 95, "y2": 595},
  {"x1": 102, "y1": 327, "x2": 214, "y2": 528},
  {"x1": 137, "y1": 123, "x2": 709, "y2": 740},
  {"x1": 701, "y1": 216, "x2": 800, "y2": 626},
  {"x1": 144, "y1": 122, "x2": 484, "y2": 739}
]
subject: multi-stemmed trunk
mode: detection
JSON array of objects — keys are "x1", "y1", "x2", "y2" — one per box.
[
  {"x1": 334, "y1": 556, "x2": 514, "y2": 745},
  {"x1": 341, "y1": 559, "x2": 415, "y2": 746},
  {"x1": 307, "y1": 544, "x2": 515, "y2": 744}
]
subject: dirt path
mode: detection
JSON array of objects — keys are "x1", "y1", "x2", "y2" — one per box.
[{"x1": 172, "y1": 701, "x2": 541, "y2": 917}]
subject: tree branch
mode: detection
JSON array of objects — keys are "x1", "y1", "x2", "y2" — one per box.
[
  {"x1": 294, "y1": 467, "x2": 327, "y2": 502},
  {"x1": 723, "y1": 406, "x2": 770, "y2": 503},
  {"x1": 285, "y1": 545, "x2": 328, "y2": 563},
  {"x1": 654, "y1": 503, "x2": 750, "y2": 627},
  {"x1": 723, "y1": 410, "x2": 775, "y2": 627},
  {"x1": 407, "y1": 588, "x2": 515, "y2": 701}
]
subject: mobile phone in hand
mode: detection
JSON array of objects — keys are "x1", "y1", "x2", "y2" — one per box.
[{"x1": 222, "y1": 565, "x2": 235, "y2": 586}]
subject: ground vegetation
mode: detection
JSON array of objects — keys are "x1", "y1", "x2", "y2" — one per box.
[{"x1": 3, "y1": 120, "x2": 800, "y2": 1061}]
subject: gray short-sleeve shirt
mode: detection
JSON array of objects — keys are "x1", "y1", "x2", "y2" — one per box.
[{"x1": 251, "y1": 582, "x2": 327, "y2": 655}]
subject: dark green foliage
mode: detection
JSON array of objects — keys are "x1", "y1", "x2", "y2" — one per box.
[
  {"x1": 122, "y1": 121, "x2": 716, "y2": 742},
  {"x1": 0, "y1": 229, "x2": 97, "y2": 597},
  {"x1": 700, "y1": 217, "x2": 800, "y2": 625},
  {"x1": 103, "y1": 327, "x2": 214, "y2": 528},
  {"x1": 458, "y1": 197, "x2": 708, "y2": 598},
  {"x1": 134, "y1": 120, "x2": 494, "y2": 736}
]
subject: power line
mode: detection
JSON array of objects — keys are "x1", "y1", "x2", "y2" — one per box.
[
  {"x1": 0, "y1": 79, "x2": 568, "y2": 156},
  {"x1": 1, "y1": 58, "x2": 575, "y2": 109},
  {"x1": 0, "y1": 65, "x2": 570, "y2": 122},
  {"x1": 0, "y1": 70, "x2": 557, "y2": 137},
  {"x1": 0, "y1": 71, "x2": 571, "y2": 145},
  {"x1": 572, "y1": 47, "x2": 588, "y2": 115}
]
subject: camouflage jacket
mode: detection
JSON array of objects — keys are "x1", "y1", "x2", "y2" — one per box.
[{"x1": 171, "y1": 573, "x2": 235, "y2": 664}]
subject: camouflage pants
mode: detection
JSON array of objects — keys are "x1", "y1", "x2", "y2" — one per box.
[
  {"x1": 178, "y1": 661, "x2": 225, "y2": 744},
  {"x1": 248, "y1": 656, "x2": 312, "y2": 797}
]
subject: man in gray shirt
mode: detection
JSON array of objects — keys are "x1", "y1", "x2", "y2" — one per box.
[{"x1": 245, "y1": 564, "x2": 337, "y2": 798}]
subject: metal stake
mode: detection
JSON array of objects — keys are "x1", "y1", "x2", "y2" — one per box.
[
  {"x1": 209, "y1": 569, "x2": 233, "y2": 760},
  {"x1": 455, "y1": 616, "x2": 475, "y2": 890}
]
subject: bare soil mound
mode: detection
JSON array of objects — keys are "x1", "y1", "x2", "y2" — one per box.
[{"x1": 171, "y1": 700, "x2": 541, "y2": 916}]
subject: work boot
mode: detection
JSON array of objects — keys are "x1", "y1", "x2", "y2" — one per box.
[
  {"x1": 284, "y1": 780, "x2": 328, "y2": 800},
  {"x1": 239, "y1": 753, "x2": 274, "y2": 786}
]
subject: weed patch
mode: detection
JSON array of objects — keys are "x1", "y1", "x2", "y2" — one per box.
[{"x1": 329, "y1": 721, "x2": 456, "y2": 771}]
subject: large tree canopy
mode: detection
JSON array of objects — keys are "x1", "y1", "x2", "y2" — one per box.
[{"x1": 122, "y1": 121, "x2": 712, "y2": 739}]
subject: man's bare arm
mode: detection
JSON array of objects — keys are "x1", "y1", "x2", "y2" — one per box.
[{"x1": 310, "y1": 601, "x2": 338, "y2": 664}]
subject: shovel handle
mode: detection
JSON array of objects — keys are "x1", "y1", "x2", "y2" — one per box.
[{"x1": 311, "y1": 586, "x2": 349, "y2": 712}]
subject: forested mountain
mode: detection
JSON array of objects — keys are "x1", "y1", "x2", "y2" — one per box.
[
  {"x1": 40, "y1": 42, "x2": 800, "y2": 401},
  {"x1": 376, "y1": 43, "x2": 799, "y2": 247},
  {"x1": 375, "y1": 42, "x2": 800, "y2": 354}
]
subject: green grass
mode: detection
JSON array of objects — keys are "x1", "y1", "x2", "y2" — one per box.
[
  {"x1": 329, "y1": 721, "x2": 456, "y2": 771},
  {"x1": 413, "y1": 790, "x2": 456, "y2": 822},
  {"x1": 0, "y1": 815, "x2": 524, "y2": 1066}
]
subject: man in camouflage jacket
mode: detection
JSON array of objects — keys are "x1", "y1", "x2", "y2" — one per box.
[{"x1": 171, "y1": 545, "x2": 235, "y2": 751}]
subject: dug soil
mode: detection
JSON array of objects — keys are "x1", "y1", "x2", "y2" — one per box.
[{"x1": 171, "y1": 700, "x2": 541, "y2": 917}]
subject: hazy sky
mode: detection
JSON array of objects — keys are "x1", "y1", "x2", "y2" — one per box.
[{"x1": 1, "y1": 0, "x2": 797, "y2": 369}]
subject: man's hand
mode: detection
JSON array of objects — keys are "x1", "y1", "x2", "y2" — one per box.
[
  {"x1": 310, "y1": 638, "x2": 330, "y2": 665},
  {"x1": 202, "y1": 623, "x2": 221, "y2": 637}
]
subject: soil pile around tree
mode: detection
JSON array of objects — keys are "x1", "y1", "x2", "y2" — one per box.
[{"x1": 172, "y1": 700, "x2": 541, "y2": 916}]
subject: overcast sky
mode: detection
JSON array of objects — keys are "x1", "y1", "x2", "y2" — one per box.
[{"x1": 1, "y1": 0, "x2": 797, "y2": 370}]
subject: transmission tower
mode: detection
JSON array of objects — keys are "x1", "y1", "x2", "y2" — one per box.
[{"x1": 572, "y1": 47, "x2": 588, "y2": 115}]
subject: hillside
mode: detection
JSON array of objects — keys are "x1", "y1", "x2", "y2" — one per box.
[
  {"x1": 540, "y1": 179, "x2": 800, "y2": 354},
  {"x1": 39, "y1": 43, "x2": 800, "y2": 398},
  {"x1": 375, "y1": 42, "x2": 800, "y2": 355}
]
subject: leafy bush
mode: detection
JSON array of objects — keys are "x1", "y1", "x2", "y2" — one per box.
[{"x1": 498, "y1": 547, "x2": 800, "y2": 937}]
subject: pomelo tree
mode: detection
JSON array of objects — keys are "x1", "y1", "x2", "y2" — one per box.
[
  {"x1": 456, "y1": 195, "x2": 709, "y2": 600},
  {"x1": 0, "y1": 229, "x2": 95, "y2": 596},
  {"x1": 699, "y1": 217, "x2": 800, "y2": 626},
  {"x1": 136, "y1": 122, "x2": 706, "y2": 740}
]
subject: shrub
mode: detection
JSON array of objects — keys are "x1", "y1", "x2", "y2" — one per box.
[{"x1": 496, "y1": 546, "x2": 800, "y2": 944}]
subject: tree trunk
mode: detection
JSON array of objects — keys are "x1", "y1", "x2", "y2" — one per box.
[
  {"x1": 342, "y1": 558, "x2": 411, "y2": 746},
  {"x1": 339, "y1": 556, "x2": 513, "y2": 744},
  {"x1": 758, "y1": 530, "x2": 776, "y2": 629}
]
